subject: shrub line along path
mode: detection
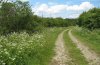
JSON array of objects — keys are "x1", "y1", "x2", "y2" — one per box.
[
  {"x1": 50, "y1": 30, "x2": 71, "y2": 65},
  {"x1": 68, "y1": 30, "x2": 100, "y2": 65}
]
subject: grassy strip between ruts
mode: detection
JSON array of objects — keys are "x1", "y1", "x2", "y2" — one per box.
[
  {"x1": 72, "y1": 27, "x2": 100, "y2": 56},
  {"x1": 63, "y1": 30, "x2": 88, "y2": 65}
]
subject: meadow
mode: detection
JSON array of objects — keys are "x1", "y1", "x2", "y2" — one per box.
[{"x1": 0, "y1": 27, "x2": 65, "y2": 65}]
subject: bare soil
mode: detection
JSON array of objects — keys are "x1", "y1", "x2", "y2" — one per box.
[
  {"x1": 68, "y1": 30, "x2": 100, "y2": 65},
  {"x1": 50, "y1": 30, "x2": 71, "y2": 65}
]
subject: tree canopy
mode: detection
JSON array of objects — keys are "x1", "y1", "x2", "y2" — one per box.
[{"x1": 78, "y1": 8, "x2": 100, "y2": 30}]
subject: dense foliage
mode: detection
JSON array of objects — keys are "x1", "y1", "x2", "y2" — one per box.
[
  {"x1": 78, "y1": 8, "x2": 100, "y2": 30},
  {"x1": 0, "y1": 1, "x2": 76, "y2": 34},
  {"x1": 42, "y1": 18, "x2": 76, "y2": 27},
  {"x1": 0, "y1": 1, "x2": 34, "y2": 34}
]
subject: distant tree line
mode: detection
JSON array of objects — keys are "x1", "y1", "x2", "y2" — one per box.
[
  {"x1": 0, "y1": 1, "x2": 76, "y2": 34},
  {"x1": 42, "y1": 18, "x2": 76, "y2": 27},
  {"x1": 77, "y1": 8, "x2": 100, "y2": 30}
]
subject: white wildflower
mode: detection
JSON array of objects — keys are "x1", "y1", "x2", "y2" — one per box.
[
  {"x1": 0, "y1": 45, "x2": 3, "y2": 48},
  {"x1": 2, "y1": 63, "x2": 6, "y2": 65},
  {"x1": 4, "y1": 49, "x2": 7, "y2": 51},
  {"x1": 5, "y1": 51, "x2": 9, "y2": 55}
]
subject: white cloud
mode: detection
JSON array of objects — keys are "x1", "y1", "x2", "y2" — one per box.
[
  {"x1": 18, "y1": 0, "x2": 29, "y2": 2},
  {"x1": 32, "y1": 2, "x2": 94, "y2": 18},
  {"x1": 67, "y1": 14, "x2": 80, "y2": 18}
]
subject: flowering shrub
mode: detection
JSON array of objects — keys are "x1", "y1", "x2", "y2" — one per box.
[
  {"x1": 0, "y1": 28, "x2": 65, "y2": 65},
  {"x1": 0, "y1": 32, "x2": 45, "y2": 65}
]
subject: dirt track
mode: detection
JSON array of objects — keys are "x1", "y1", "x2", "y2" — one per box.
[
  {"x1": 68, "y1": 30, "x2": 100, "y2": 65},
  {"x1": 50, "y1": 30, "x2": 71, "y2": 65},
  {"x1": 50, "y1": 29, "x2": 100, "y2": 65}
]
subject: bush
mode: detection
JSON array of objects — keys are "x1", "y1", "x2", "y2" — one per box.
[{"x1": 78, "y1": 8, "x2": 100, "y2": 30}]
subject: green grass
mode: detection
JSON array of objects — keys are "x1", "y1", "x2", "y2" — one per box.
[
  {"x1": 0, "y1": 27, "x2": 66, "y2": 65},
  {"x1": 72, "y1": 27, "x2": 100, "y2": 56},
  {"x1": 63, "y1": 30, "x2": 88, "y2": 65}
]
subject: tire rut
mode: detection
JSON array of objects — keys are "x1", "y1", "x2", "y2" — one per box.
[
  {"x1": 50, "y1": 30, "x2": 71, "y2": 65},
  {"x1": 68, "y1": 30, "x2": 100, "y2": 65}
]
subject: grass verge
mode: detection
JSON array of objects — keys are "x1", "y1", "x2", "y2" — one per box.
[
  {"x1": 72, "y1": 27, "x2": 100, "y2": 56},
  {"x1": 0, "y1": 27, "x2": 65, "y2": 65},
  {"x1": 63, "y1": 30, "x2": 88, "y2": 65}
]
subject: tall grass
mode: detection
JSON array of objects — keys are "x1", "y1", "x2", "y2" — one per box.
[
  {"x1": 0, "y1": 27, "x2": 65, "y2": 65},
  {"x1": 72, "y1": 27, "x2": 100, "y2": 56}
]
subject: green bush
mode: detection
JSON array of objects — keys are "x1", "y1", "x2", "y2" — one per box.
[{"x1": 78, "y1": 8, "x2": 100, "y2": 30}]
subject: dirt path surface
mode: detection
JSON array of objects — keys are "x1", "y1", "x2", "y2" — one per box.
[
  {"x1": 50, "y1": 30, "x2": 71, "y2": 65},
  {"x1": 68, "y1": 30, "x2": 100, "y2": 65}
]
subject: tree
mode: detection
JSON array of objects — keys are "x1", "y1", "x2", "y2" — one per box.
[
  {"x1": 0, "y1": 1, "x2": 35, "y2": 34},
  {"x1": 78, "y1": 8, "x2": 100, "y2": 30},
  {"x1": 0, "y1": 2, "x2": 15, "y2": 34}
]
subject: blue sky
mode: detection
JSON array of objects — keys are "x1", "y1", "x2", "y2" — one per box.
[
  {"x1": 19, "y1": 0, "x2": 100, "y2": 18},
  {"x1": 29, "y1": 0, "x2": 100, "y2": 6}
]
